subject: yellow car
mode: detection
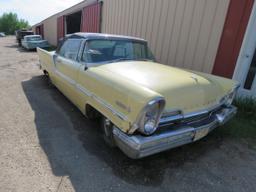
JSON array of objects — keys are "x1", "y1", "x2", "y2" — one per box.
[{"x1": 37, "y1": 33, "x2": 239, "y2": 159}]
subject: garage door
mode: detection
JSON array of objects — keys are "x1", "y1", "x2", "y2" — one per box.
[
  {"x1": 57, "y1": 16, "x2": 65, "y2": 41},
  {"x1": 81, "y1": 2, "x2": 102, "y2": 33}
]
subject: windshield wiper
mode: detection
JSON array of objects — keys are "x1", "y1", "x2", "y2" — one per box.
[
  {"x1": 109, "y1": 58, "x2": 153, "y2": 63},
  {"x1": 135, "y1": 58, "x2": 152, "y2": 61}
]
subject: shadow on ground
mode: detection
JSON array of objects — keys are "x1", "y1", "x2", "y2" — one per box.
[
  {"x1": 5, "y1": 44, "x2": 36, "y2": 52},
  {"x1": 21, "y1": 75, "x2": 224, "y2": 191}
]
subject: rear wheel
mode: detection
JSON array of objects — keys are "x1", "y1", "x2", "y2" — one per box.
[{"x1": 101, "y1": 116, "x2": 116, "y2": 147}]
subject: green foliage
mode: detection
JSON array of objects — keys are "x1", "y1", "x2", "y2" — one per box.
[
  {"x1": 234, "y1": 97, "x2": 256, "y2": 118},
  {"x1": 0, "y1": 12, "x2": 30, "y2": 35},
  {"x1": 216, "y1": 97, "x2": 256, "y2": 139}
]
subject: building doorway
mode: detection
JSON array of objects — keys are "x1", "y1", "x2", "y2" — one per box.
[
  {"x1": 65, "y1": 11, "x2": 82, "y2": 34},
  {"x1": 234, "y1": 2, "x2": 256, "y2": 97}
]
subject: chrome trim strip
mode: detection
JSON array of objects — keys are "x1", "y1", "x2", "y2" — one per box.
[
  {"x1": 55, "y1": 70, "x2": 76, "y2": 86},
  {"x1": 159, "y1": 114, "x2": 184, "y2": 124},
  {"x1": 55, "y1": 69, "x2": 128, "y2": 121},
  {"x1": 77, "y1": 84, "x2": 128, "y2": 121}
]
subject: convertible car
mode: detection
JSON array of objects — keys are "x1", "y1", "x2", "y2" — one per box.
[
  {"x1": 22, "y1": 35, "x2": 50, "y2": 50},
  {"x1": 37, "y1": 33, "x2": 239, "y2": 159}
]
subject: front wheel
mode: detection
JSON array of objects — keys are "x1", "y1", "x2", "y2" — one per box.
[
  {"x1": 43, "y1": 71, "x2": 55, "y2": 88},
  {"x1": 101, "y1": 116, "x2": 116, "y2": 147}
]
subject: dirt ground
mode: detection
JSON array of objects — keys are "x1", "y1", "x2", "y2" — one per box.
[{"x1": 0, "y1": 36, "x2": 256, "y2": 192}]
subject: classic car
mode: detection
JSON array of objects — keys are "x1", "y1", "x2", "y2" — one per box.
[
  {"x1": 22, "y1": 35, "x2": 50, "y2": 50},
  {"x1": 15, "y1": 29, "x2": 34, "y2": 46},
  {"x1": 37, "y1": 33, "x2": 239, "y2": 159}
]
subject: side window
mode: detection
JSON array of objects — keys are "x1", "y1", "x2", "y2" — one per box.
[{"x1": 58, "y1": 39, "x2": 81, "y2": 61}]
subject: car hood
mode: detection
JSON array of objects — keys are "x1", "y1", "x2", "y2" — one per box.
[{"x1": 97, "y1": 61, "x2": 232, "y2": 114}]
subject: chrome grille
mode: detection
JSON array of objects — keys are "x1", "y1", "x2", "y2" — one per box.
[{"x1": 159, "y1": 106, "x2": 223, "y2": 128}]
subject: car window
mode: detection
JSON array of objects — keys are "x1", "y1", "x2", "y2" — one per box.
[
  {"x1": 81, "y1": 39, "x2": 154, "y2": 64},
  {"x1": 59, "y1": 39, "x2": 81, "y2": 61},
  {"x1": 27, "y1": 36, "x2": 42, "y2": 41}
]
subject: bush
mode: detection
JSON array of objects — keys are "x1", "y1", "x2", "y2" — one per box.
[
  {"x1": 0, "y1": 12, "x2": 30, "y2": 35},
  {"x1": 216, "y1": 97, "x2": 256, "y2": 139}
]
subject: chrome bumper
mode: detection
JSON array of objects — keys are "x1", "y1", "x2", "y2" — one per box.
[{"x1": 113, "y1": 105, "x2": 237, "y2": 159}]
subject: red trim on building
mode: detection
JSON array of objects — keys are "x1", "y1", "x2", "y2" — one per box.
[
  {"x1": 35, "y1": 24, "x2": 44, "y2": 38},
  {"x1": 81, "y1": 2, "x2": 102, "y2": 33},
  {"x1": 57, "y1": 16, "x2": 65, "y2": 42},
  {"x1": 212, "y1": 0, "x2": 254, "y2": 78}
]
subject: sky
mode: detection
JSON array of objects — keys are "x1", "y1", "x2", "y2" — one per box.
[{"x1": 0, "y1": 0, "x2": 84, "y2": 26}]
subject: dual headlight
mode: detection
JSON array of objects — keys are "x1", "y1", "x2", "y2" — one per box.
[{"x1": 137, "y1": 98, "x2": 165, "y2": 135}]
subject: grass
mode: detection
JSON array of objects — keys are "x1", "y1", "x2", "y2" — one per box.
[{"x1": 216, "y1": 97, "x2": 256, "y2": 139}]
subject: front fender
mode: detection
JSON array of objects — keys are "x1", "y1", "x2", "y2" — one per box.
[{"x1": 78, "y1": 67, "x2": 163, "y2": 133}]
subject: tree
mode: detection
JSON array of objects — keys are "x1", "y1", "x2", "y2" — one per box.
[{"x1": 0, "y1": 12, "x2": 30, "y2": 35}]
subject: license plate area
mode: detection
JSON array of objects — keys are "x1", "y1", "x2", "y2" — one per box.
[{"x1": 193, "y1": 127, "x2": 210, "y2": 141}]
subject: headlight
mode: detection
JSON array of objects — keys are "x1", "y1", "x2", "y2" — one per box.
[{"x1": 137, "y1": 97, "x2": 165, "y2": 135}]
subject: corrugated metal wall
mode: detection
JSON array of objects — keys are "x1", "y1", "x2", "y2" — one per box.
[{"x1": 101, "y1": 0, "x2": 230, "y2": 73}]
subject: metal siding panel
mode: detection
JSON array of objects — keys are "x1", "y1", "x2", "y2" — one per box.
[
  {"x1": 127, "y1": 0, "x2": 134, "y2": 35},
  {"x1": 183, "y1": 0, "x2": 207, "y2": 70},
  {"x1": 119, "y1": 0, "x2": 125, "y2": 34},
  {"x1": 203, "y1": 0, "x2": 230, "y2": 73},
  {"x1": 167, "y1": 0, "x2": 187, "y2": 65},
  {"x1": 160, "y1": 0, "x2": 177, "y2": 64},
  {"x1": 125, "y1": 0, "x2": 131, "y2": 35},
  {"x1": 146, "y1": 0, "x2": 156, "y2": 48},
  {"x1": 135, "y1": 0, "x2": 145, "y2": 36},
  {"x1": 150, "y1": 0, "x2": 163, "y2": 55},
  {"x1": 131, "y1": 0, "x2": 139, "y2": 36},
  {"x1": 192, "y1": 0, "x2": 219, "y2": 72},
  {"x1": 141, "y1": 0, "x2": 150, "y2": 38},
  {"x1": 155, "y1": 0, "x2": 170, "y2": 61},
  {"x1": 116, "y1": 0, "x2": 121, "y2": 34},
  {"x1": 101, "y1": 0, "x2": 230, "y2": 74},
  {"x1": 175, "y1": 0, "x2": 196, "y2": 68}
]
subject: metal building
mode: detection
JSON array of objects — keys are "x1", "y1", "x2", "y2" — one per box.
[{"x1": 32, "y1": 0, "x2": 256, "y2": 97}]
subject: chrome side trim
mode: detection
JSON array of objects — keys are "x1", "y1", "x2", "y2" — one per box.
[
  {"x1": 55, "y1": 69, "x2": 128, "y2": 121},
  {"x1": 77, "y1": 84, "x2": 128, "y2": 121},
  {"x1": 55, "y1": 70, "x2": 76, "y2": 86}
]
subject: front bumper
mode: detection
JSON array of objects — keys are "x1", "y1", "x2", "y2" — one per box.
[{"x1": 113, "y1": 105, "x2": 237, "y2": 159}]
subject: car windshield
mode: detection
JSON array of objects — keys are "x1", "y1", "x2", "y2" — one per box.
[
  {"x1": 27, "y1": 36, "x2": 42, "y2": 41},
  {"x1": 82, "y1": 39, "x2": 155, "y2": 64}
]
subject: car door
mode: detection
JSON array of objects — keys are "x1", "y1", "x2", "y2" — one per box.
[{"x1": 54, "y1": 38, "x2": 83, "y2": 106}]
